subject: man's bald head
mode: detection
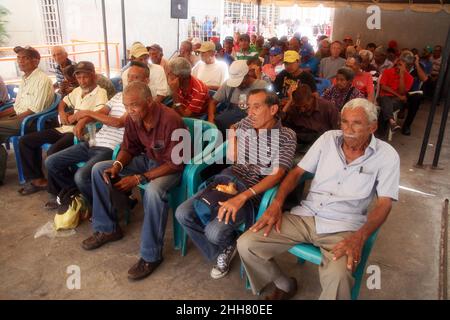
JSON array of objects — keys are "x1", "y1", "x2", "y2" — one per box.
[{"x1": 51, "y1": 46, "x2": 69, "y2": 66}]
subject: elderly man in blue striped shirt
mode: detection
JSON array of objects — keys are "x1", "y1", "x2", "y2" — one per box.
[{"x1": 238, "y1": 98, "x2": 400, "y2": 300}]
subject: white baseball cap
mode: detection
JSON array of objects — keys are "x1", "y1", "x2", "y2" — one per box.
[{"x1": 227, "y1": 60, "x2": 249, "y2": 88}]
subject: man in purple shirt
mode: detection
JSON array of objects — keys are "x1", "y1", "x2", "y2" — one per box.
[{"x1": 82, "y1": 81, "x2": 186, "y2": 281}]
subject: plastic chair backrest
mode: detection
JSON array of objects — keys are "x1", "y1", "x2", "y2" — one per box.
[
  {"x1": 7, "y1": 84, "x2": 19, "y2": 100},
  {"x1": 315, "y1": 77, "x2": 331, "y2": 96}
]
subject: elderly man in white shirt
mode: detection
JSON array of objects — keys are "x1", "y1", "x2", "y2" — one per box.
[
  {"x1": 192, "y1": 41, "x2": 229, "y2": 91},
  {"x1": 121, "y1": 42, "x2": 169, "y2": 102},
  {"x1": 238, "y1": 98, "x2": 400, "y2": 300}
]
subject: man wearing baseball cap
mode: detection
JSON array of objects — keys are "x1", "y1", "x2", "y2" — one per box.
[
  {"x1": 208, "y1": 60, "x2": 268, "y2": 134},
  {"x1": 235, "y1": 33, "x2": 259, "y2": 61},
  {"x1": 0, "y1": 46, "x2": 54, "y2": 184},
  {"x1": 192, "y1": 41, "x2": 229, "y2": 91},
  {"x1": 274, "y1": 50, "x2": 317, "y2": 107},
  {"x1": 17, "y1": 61, "x2": 108, "y2": 197},
  {"x1": 121, "y1": 42, "x2": 168, "y2": 102},
  {"x1": 262, "y1": 47, "x2": 284, "y2": 82},
  {"x1": 148, "y1": 44, "x2": 170, "y2": 76}
]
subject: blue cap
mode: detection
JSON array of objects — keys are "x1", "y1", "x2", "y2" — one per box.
[{"x1": 269, "y1": 46, "x2": 282, "y2": 55}]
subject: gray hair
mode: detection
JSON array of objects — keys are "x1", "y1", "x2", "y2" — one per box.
[
  {"x1": 123, "y1": 81, "x2": 153, "y2": 100},
  {"x1": 400, "y1": 50, "x2": 415, "y2": 65},
  {"x1": 169, "y1": 57, "x2": 192, "y2": 77},
  {"x1": 341, "y1": 98, "x2": 378, "y2": 122}
]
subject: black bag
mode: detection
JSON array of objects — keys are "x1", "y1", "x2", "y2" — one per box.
[{"x1": 193, "y1": 170, "x2": 255, "y2": 227}]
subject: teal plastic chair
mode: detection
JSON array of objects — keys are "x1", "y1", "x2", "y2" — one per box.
[
  {"x1": 242, "y1": 171, "x2": 380, "y2": 300},
  {"x1": 11, "y1": 93, "x2": 62, "y2": 184},
  {"x1": 181, "y1": 140, "x2": 279, "y2": 257},
  {"x1": 114, "y1": 118, "x2": 220, "y2": 251}
]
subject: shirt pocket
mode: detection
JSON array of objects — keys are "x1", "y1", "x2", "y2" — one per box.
[{"x1": 341, "y1": 171, "x2": 377, "y2": 198}]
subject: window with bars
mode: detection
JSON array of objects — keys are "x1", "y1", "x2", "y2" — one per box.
[{"x1": 40, "y1": 0, "x2": 63, "y2": 71}]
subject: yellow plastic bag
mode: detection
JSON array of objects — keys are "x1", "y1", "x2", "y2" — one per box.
[{"x1": 54, "y1": 196, "x2": 83, "y2": 231}]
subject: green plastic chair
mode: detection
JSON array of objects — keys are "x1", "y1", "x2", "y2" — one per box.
[
  {"x1": 242, "y1": 171, "x2": 380, "y2": 300},
  {"x1": 129, "y1": 118, "x2": 220, "y2": 252}
]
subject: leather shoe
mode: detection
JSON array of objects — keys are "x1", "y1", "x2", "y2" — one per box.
[
  {"x1": 128, "y1": 257, "x2": 163, "y2": 281},
  {"x1": 82, "y1": 227, "x2": 123, "y2": 250},
  {"x1": 264, "y1": 278, "x2": 298, "y2": 300}
]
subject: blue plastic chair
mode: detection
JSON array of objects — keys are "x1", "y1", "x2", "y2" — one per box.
[
  {"x1": 315, "y1": 77, "x2": 332, "y2": 96},
  {"x1": 243, "y1": 171, "x2": 380, "y2": 300},
  {"x1": 10, "y1": 93, "x2": 62, "y2": 184},
  {"x1": 7, "y1": 84, "x2": 18, "y2": 100},
  {"x1": 113, "y1": 118, "x2": 220, "y2": 251}
]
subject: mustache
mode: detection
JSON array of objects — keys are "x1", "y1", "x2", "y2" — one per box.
[{"x1": 343, "y1": 133, "x2": 358, "y2": 139}]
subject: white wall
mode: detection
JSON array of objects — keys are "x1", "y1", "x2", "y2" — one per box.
[{"x1": 1, "y1": 0, "x2": 46, "y2": 79}]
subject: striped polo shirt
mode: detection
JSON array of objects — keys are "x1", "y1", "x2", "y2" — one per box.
[
  {"x1": 176, "y1": 76, "x2": 209, "y2": 115},
  {"x1": 235, "y1": 47, "x2": 259, "y2": 61},
  {"x1": 232, "y1": 116, "x2": 297, "y2": 199},
  {"x1": 95, "y1": 92, "x2": 126, "y2": 150}
]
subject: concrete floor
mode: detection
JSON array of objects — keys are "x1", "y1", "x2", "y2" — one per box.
[{"x1": 0, "y1": 100, "x2": 449, "y2": 300}]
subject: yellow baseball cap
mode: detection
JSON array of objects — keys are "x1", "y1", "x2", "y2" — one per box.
[
  {"x1": 284, "y1": 50, "x2": 300, "y2": 63},
  {"x1": 197, "y1": 41, "x2": 216, "y2": 53}
]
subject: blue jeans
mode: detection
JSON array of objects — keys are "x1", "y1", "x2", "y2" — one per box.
[
  {"x1": 91, "y1": 155, "x2": 181, "y2": 262},
  {"x1": 45, "y1": 142, "x2": 113, "y2": 203},
  {"x1": 175, "y1": 189, "x2": 254, "y2": 261}
]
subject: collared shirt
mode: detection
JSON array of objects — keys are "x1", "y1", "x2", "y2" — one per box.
[
  {"x1": 176, "y1": 76, "x2": 209, "y2": 115},
  {"x1": 292, "y1": 130, "x2": 400, "y2": 234},
  {"x1": 14, "y1": 68, "x2": 54, "y2": 115},
  {"x1": 122, "y1": 102, "x2": 186, "y2": 172},
  {"x1": 235, "y1": 47, "x2": 259, "y2": 61},
  {"x1": 55, "y1": 58, "x2": 74, "y2": 85},
  {"x1": 323, "y1": 85, "x2": 365, "y2": 111},
  {"x1": 379, "y1": 67, "x2": 414, "y2": 97},
  {"x1": 122, "y1": 63, "x2": 169, "y2": 98},
  {"x1": 95, "y1": 92, "x2": 126, "y2": 150},
  {"x1": 57, "y1": 85, "x2": 108, "y2": 133},
  {"x1": 282, "y1": 98, "x2": 339, "y2": 144},
  {"x1": 319, "y1": 56, "x2": 346, "y2": 79},
  {"x1": 233, "y1": 117, "x2": 297, "y2": 200}
]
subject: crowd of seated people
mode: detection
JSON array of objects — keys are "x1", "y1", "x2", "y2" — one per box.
[{"x1": 0, "y1": 32, "x2": 442, "y2": 300}]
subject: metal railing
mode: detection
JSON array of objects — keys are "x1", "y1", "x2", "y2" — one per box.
[{"x1": 0, "y1": 40, "x2": 121, "y2": 84}]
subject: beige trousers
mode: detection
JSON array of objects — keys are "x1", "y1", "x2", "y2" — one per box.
[{"x1": 237, "y1": 214, "x2": 355, "y2": 300}]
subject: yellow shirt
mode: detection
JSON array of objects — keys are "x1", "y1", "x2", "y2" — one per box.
[
  {"x1": 57, "y1": 85, "x2": 108, "y2": 133},
  {"x1": 14, "y1": 68, "x2": 54, "y2": 115}
]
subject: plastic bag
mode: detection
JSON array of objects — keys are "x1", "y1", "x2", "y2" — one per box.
[
  {"x1": 34, "y1": 221, "x2": 76, "y2": 239},
  {"x1": 54, "y1": 196, "x2": 84, "y2": 231}
]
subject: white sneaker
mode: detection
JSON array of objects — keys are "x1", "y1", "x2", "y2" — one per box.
[{"x1": 210, "y1": 244, "x2": 237, "y2": 279}]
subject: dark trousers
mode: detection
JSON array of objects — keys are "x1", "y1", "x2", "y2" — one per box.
[
  {"x1": 403, "y1": 94, "x2": 423, "y2": 131},
  {"x1": 215, "y1": 105, "x2": 247, "y2": 137},
  {"x1": 377, "y1": 96, "x2": 405, "y2": 139},
  {"x1": 19, "y1": 128, "x2": 74, "y2": 181}
]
